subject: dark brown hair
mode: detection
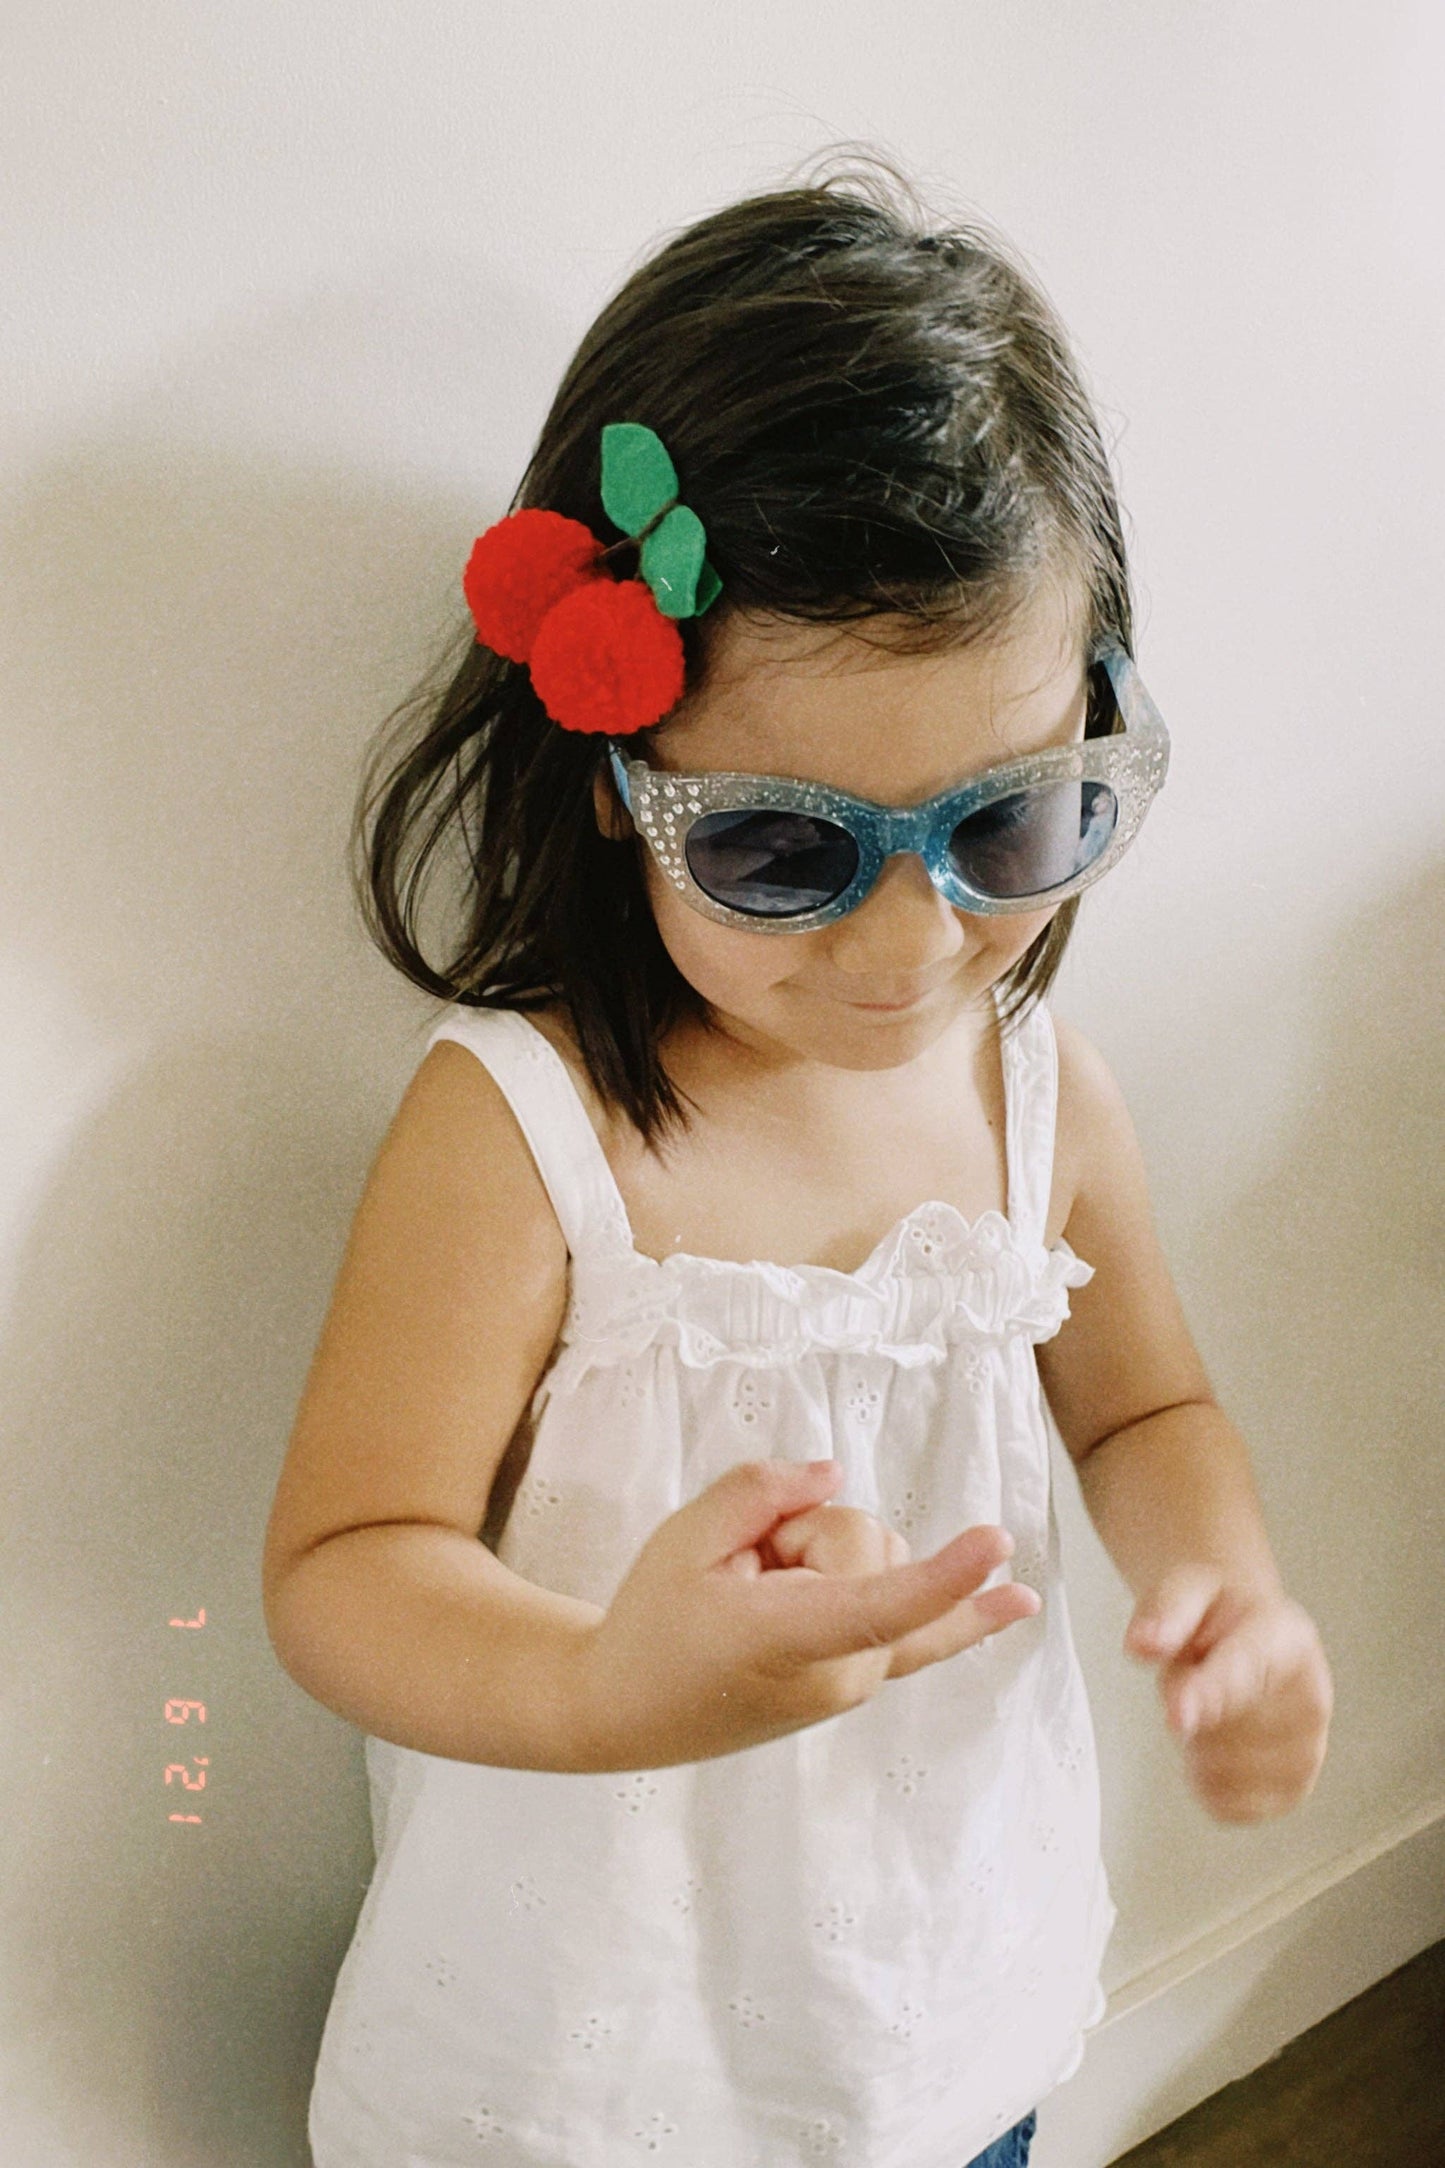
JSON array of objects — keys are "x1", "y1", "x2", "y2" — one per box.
[{"x1": 352, "y1": 149, "x2": 1135, "y2": 1141}]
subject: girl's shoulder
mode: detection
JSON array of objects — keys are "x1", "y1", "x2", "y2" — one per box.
[
  {"x1": 507, "y1": 1002, "x2": 637, "y2": 1161},
  {"x1": 426, "y1": 999, "x2": 603, "y2": 1128},
  {"x1": 429, "y1": 999, "x2": 653, "y2": 1220},
  {"x1": 1050, "y1": 1011, "x2": 1148, "y2": 1229},
  {"x1": 512, "y1": 1002, "x2": 596, "y2": 1099},
  {"x1": 424, "y1": 997, "x2": 636, "y2": 1205}
]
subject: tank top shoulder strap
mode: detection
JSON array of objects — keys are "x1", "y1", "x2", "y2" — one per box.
[
  {"x1": 422, "y1": 1006, "x2": 634, "y2": 1264},
  {"x1": 994, "y1": 990, "x2": 1061, "y2": 1252}
]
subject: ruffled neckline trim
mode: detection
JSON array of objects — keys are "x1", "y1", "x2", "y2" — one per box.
[{"x1": 550, "y1": 1198, "x2": 1094, "y2": 1383}]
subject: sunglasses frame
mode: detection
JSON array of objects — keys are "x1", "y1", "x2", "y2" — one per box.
[{"x1": 607, "y1": 645, "x2": 1169, "y2": 931}]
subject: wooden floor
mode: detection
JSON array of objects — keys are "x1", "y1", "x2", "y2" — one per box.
[{"x1": 1110, "y1": 1939, "x2": 1445, "y2": 2166}]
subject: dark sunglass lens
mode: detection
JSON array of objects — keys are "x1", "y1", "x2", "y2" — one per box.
[
  {"x1": 684, "y1": 809, "x2": 860, "y2": 917},
  {"x1": 948, "y1": 780, "x2": 1118, "y2": 898}
]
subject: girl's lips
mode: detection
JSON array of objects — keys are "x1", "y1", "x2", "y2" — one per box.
[{"x1": 834, "y1": 986, "x2": 938, "y2": 1012}]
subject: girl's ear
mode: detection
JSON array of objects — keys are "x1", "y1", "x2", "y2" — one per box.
[{"x1": 592, "y1": 761, "x2": 635, "y2": 842}]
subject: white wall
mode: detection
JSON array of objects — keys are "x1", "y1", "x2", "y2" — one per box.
[{"x1": 3, "y1": 4, "x2": 1441, "y2": 2162}]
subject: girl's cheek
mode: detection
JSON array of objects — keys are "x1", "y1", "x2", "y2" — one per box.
[
  {"x1": 977, "y1": 906, "x2": 1057, "y2": 971},
  {"x1": 642, "y1": 863, "x2": 803, "y2": 1000}
]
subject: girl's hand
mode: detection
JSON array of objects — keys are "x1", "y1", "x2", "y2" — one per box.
[
  {"x1": 732, "y1": 1501, "x2": 1040, "y2": 1679},
  {"x1": 1125, "y1": 1568, "x2": 1334, "y2": 1823},
  {"x1": 573, "y1": 1459, "x2": 1039, "y2": 1772}
]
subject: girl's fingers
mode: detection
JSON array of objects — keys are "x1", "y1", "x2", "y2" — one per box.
[
  {"x1": 1170, "y1": 1605, "x2": 1329, "y2": 1740},
  {"x1": 973, "y1": 1582, "x2": 1039, "y2": 1623},
  {"x1": 768, "y1": 1504, "x2": 844, "y2": 1567},
  {"x1": 686, "y1": 1458, "x2": 845, "y2": 1576},
  {"x1": 765, "y1": 1526, "x2": 1013, "y2": 1665},
  {"x1": 885, "y1": 1577, "x2": 1040, "y2": 1678},
  {"x1": 772, "y1": 1505, "x2": 909, "y2": 1576},
  {"x1": 1126, "y1": 1566, "x2": 1223, "y2": 1661}
]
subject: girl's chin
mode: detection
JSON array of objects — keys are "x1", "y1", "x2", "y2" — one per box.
[{"x1": 778, "y1": 992, "x2": 970, "y2": 1070}]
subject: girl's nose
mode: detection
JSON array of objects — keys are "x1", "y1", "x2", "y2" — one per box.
[{"x1": 824, "y1": 851, "x2": 966, "y2": 974}]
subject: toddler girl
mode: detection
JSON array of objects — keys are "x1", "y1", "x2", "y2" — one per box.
[{"x1": 263, "y1": 161, "x2": 1333, "y2": 2168}]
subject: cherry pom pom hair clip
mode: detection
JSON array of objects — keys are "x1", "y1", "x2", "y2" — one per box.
[{"x1": 462, "y1": 423, "x2": 722, "y2": 735}]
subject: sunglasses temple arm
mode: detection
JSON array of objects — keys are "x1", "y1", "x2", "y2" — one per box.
[
  {"x1": 1102, "y1": 649, "x2": 1168, "y2": 746},
  {"x1": 606, "y1": 744, "x2": 634, "y2": 813}
]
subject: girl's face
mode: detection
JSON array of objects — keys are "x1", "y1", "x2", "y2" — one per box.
[{"x1": 607, "y1": 576, "x2": 1091, "y2": 1075}]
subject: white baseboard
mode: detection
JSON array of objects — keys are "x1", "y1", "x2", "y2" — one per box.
[{"x1": 1031, "y1": 1793, "x2": 1445, "y2": 2167}]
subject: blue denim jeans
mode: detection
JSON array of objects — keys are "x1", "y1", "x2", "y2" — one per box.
[{"x1": 963, "y1": 2106, "x2": 1038, "y2": 2168}]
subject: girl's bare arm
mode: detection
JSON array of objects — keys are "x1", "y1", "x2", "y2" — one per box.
[
  {"x1": 1040, "y1": 1023, "x2": 1335, "y2": 1824},
  {"x1": 1037, "y1": 1020, "x2": 1284, "y2": 1603},
  {"x1": 261, "y1": 1039, "x2": 612, "y2": 1770}
]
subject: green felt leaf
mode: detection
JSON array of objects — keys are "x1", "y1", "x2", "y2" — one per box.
[
  {"x1": 600, "y1": 423, "x2": 678, "y2": 536},
  {"x1": 641, "y1": 504, "x2": 706, "y2": 617},
  {"x1": 694, "y1": 559, "x2": 723, "y2": 615}
]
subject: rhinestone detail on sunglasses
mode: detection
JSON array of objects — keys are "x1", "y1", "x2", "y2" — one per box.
[{"x1": 608, "y1": 647, "x2": 1169, "y2": 930}]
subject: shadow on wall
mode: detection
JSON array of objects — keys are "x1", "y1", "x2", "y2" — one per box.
[
  {"x1": 1183, "y1": 857, "x2": 1445, "y2": 1829},
  {"x1": 1095, "y1": 855, "x2": 1445, "y2": 1973},
  {"x1": 1044, "y1": 862, "x2": 1444, "y2": 2162},
  {"x1": 0, "y1": 273, "x2": 563, "y2": 2164}
]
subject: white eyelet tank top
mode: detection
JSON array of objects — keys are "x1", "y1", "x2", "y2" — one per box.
[{"x1": 306, "y1": 990, "x2": 1117, "y2": 2168}]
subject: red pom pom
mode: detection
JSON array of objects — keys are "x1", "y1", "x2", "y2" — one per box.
[
  {"x1": 462, "y1": 508, "x2": 603, "y2": 662},
  {"x1": 529, "y1": 579, "x2": 685, "y2": 734}
]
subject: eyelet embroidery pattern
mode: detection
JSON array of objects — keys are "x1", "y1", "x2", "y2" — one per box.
[
  {"x1": 892, "y1": 1482, "x2": 932, "y2": 1542},
  {"x1": 611, "y1": 1771, "x2": 662, "y2": 1813},
  {"x1": 670, "y1": 1874, "x2": 704, "y2": 1916},
  {"x1": 965, "y1": 1854, "x2": 998, "y2": 1899},
  {"x1": 1052, "y1": 1734, "x2": 1086, "y2": 1777},
  {"x1": 632, "y1": 2110, "x2": 680, "y2": 2150},
  {"x1": 728, "y1": 1992, "x2": 769, "y2": 2027},
  {"x1": 569, "y1": 2011, "x2": 619, "y2": 2051},
  {"x1": 843, "y1": 1376, "x2": 883, "y2": 1430},
  {"x1": 813, "y1": 1896, "x2": 859, "y2": 1943},
  {"x1": 614, "y1": 1359, "x2": 645, "y2": 1411},
  {"x1": 733, "y1": 1371, "x2": 775, "y2": 1427},
  {"x1": 516, "y1": 1468, "x2": 563, "y2": 1521},
  {"x1": 885, "y1": 1753, "x2": 929, "y2": 1798},
  {"x1": 799, "y1": 2114, "x2": 847, "y2": 2157},
  {"x1": 509, "y1": 1873, "x2": 547, "y2": 1914},
  {"x1": 424, "y1": 1955, "x2": 458, "y2": 1988},
  {"x1": 961, "y1": 1344, "x2": 992, "y2": 1396},
  {"x1": 460, "y1": 2101, "x2": 507, "y2": 2143},
  {"x1": 1010, "y1": 1532, "x2": 1048, "y2": 1592},
  {"x1": 887, "y1": 1995, "x2": 926, "y2": 2043},
  {"x1": 906, "y1": 1218, "x2": 948, "y2": 1263}
]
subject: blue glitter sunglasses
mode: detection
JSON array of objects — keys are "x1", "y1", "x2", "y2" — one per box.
[{"x1": 607, "y1": 646, "x2": 1169, "y2": 931}]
